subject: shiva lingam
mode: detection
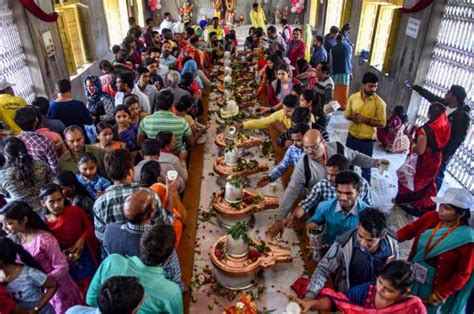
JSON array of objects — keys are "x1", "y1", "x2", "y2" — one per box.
[
  {"x1": 220, "y1": 99, "x2": 239, "y2": 119},
  {"x1": 215, "y1": 126, "x2": 263, "y2": 149},
  {"x1": 214, "y1": 140, "x2": 268, "y2": 177},
  {"x1": 210, "y1": 222, "x2": 292, "y2": 289},
  {"x1": 211, "y1": 174, "x2": 279, "y2": 228}
]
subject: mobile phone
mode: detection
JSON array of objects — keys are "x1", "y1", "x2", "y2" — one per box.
[{"x1": 403, "y1": 80, "x2": 413, "y2": 89}]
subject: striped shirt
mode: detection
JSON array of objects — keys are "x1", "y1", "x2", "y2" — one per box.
[
  {"x1": 138, "y1": 111, "x2": 192, "y2": 151},
  {"x1": 314, "y1": 76, "x2": 334, "y2": 108}
]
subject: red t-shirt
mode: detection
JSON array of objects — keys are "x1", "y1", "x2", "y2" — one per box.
[{"x1": 0, "y1": 285, "x2": 16, "y2": 313}]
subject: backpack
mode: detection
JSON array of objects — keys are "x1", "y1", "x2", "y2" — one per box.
[{"x1": 303, "y1": 141, "x2": 344, "y2": 186}]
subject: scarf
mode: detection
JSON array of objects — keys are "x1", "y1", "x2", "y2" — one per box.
[
  {"x1": 85, "y1": 75, "x2": 114, "y2": 112},
  {"x1": 181, "y1": 59, "x2": 203, "y2": 89},
  {"x1": 424, "y1": 111, "x2": 451, "y2": 150}
]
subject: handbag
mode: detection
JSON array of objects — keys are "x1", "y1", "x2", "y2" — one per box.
[{"x1": 396, "y1": 153, "x2": 418, "y2": 191}]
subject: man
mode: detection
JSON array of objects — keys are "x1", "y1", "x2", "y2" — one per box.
[
  {"x1": 161, "y1": 70, "x2": 190, "y2": 106},
  {"x1": 127, "y1": 17, "x2": 142, "y2": 38},
  {"x1": 59, "y1": 125, "x2": 106, "y2": 176},
  {"x1": 314, "y1": 62, "x2": 334, "y2": 110},
  {"x1": 93, "y1": 149, "x2": 173, "y2": 242},
  {"x1": 237, "y1": 94, "x2": 299, "y2": 134},
  {"x1": 86, "y1": 225, "x2": 183, "y2": 313},
  {"x1": 407, "y1": 83, "x2": 470, "y2": 189},
  {"x1": 345, "y1": 72, "x2": 387, "y2": 183},
  {"x1": 133, "y1": 139, "x2": 186, "y2": 192},
  {"x1": 14, "y1": 107, "x2": 59, "y2": 173},
  {"x1": 323, "y1": 26, "x2": 339, "y2": 54},
  {"x1": 310, "y1": 36, "x2": 328, "y2": 67},
  {"x1": 143, "y1": 17, "x2": 155, "y2": 47},
  {"x1": 0, "y1": 76, "x2": 26, "y2": 136},
  {"x1": 32, "y1": 96, "x2": 65, "y2": 134},
  {"x1": 137, "y1": 89, "x2": 194, "y2": 152},
  {"x1": 133, "y1": 67, "x2": 157, "y2": 113},
  {"x1": 49, "y1": 79, "x2": 93, "y2": 130},
  {"x1": 103, "y1": 190, "x2": 184, "y2": 290},
  {"x1": 67, "y1": 276, "x2": 145, "y2": 314},
  {"x1": 331, "y1": 34, "x2": 353, "y2": 109},
  {"x1": 149, "y1": 49, "x2": 170, "y2": 81},
  {"x1": 257, "y1": 123, "x2": 309, "y2": 187},
  {"x1": 306, "y1": 170, "x2": 371, "y2": 245},
  {"x1": 207, "y1": 17, "x2": 224, "y2": 41},
  {"x1": 305, "y1": 208, "x2": 399, "y2": 298},
  {"x1": 115, "y1": 73, "x2": 149, "y2": 113},
  {"x1": 280, "y1": 18, "x2": 293, "y2": 46},
  {"x1": 267, "y1": 129, "x2": 387, "y2": 237},
  {"x1": 206, "y1": 31, "x2": 224, "y2": 63},
  {"x1": 145, "y1": 57, "x2": 165, "y2": 91},
  {"x1": 150, "y1": 31, "x2": 162, "y2": 50},
  {"x1": 290, "y1": 154, "x2": 373, "y2": 222},
  {"x1": 267, "y1": 25, "x2": 286, "y2": 53},
  {"x1": 160, "y1": 41, "x2": 177, "y2": 68},
  {"x1": 159, "y1": 12, "x2": 175, "y2": 33},
  {"x1": 287, "y1": 28, "x2": 306, "y2": 70},
  {"x1": 161, "y1": 28, "x2": 179, "y2": 53},
  {"x1": 250, "y1": 3, "x2": 266, "y2": 31}
]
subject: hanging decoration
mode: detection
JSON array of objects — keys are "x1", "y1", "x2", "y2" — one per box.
[
  {"x1": 290, "y1": 0, "x2": 305, "y2": 14},
  {"x1": 148, "y1": 0, "x2": 161, "y2": 11},
  {"x1": 400, "y1": 0, "x2": 434, "y2": 14},
  {"x1": 19, "y1": 0, "x2": 58, "y2": 22}
]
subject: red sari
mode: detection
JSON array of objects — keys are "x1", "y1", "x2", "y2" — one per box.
[
  {"x1": 45, "y1": 205, "x2": 100, "y2": 294},
  {"x1": 396, "y1": 113, "x2": 451, "y2": 211},
  {"x1": 287, "y1": 39, "x2": 306, "y2": 69}
]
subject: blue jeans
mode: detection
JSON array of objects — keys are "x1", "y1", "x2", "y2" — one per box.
[
  {"x1": 435, "y1": 157, "x2": 450, "y2": 190},
  {"x1": 346, "y1": 133, "x2": 374, "y2": 183}
]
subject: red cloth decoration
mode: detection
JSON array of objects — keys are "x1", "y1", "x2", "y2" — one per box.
[
  {"x1": 148, "y1": 0, "x2": 158, "y2": 11},
  {"x1": 19, "y1": 0, "x2": 58, "y2": 22},
  {"x1": 400, "y1": 0, "x2": 434, "y2": 14}
]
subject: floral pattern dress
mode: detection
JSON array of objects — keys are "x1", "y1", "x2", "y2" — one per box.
[{"x1": 21, "y1": 230, "x2": 83, "y2": 313}]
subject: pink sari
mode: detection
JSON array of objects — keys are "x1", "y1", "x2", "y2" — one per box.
[
  {"x1": 22, "y1": 230, "x2": 83, "y2": 313},
  {"x1": 321, "y1": 286, "x2": 426, "y2": 313}
]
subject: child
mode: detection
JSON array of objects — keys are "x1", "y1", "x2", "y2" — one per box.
[
  {"x1": 172, "y1": 95, "x2": 207, "y2": 144},
  {"x1": 0, "y1": 237, "x2": 57, "y2": 314},
  {"x1": 115, "y1": 105, "x2": 139, "y2": 151},
  {"x1": 40, "y1": 183, "x2": 99, "y2": 293},
  {"x1": 93, "y1": 121, "x2": 125, "y2": 151},
  {"x1": 76, "y1": 152, "x2": 111, "y2": 199}
]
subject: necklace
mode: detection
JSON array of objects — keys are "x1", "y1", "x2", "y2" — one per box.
[{"x1": 424, "y1": 221, "x2": 459, "y2": 257}]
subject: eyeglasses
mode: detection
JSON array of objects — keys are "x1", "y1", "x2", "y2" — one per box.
[{"x1": 303, "y1": 141, "x2": 324, "y2": 152}]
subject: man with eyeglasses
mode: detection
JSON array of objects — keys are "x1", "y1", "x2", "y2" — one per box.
[
  {"x1": 266, "y1": 129, "x2": 388, "y2": 238},
  {"x1": 304, "y1": 208, "x2": 399, "y2": 299}
]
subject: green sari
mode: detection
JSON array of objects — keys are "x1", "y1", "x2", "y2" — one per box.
[{"x1": 411, "y1": 225, "x2": 474, "y2": 314}]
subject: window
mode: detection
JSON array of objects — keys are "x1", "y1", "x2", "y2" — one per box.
[
  {"x1": 309, "y1": 0, "x2": 319, "y2": 27},
  {"x1": 54, "y1": 1, "x2": 88, "y2": 76},
  {"x1": 0, "y1": 0, "x2": 35, "y2": 102},
  {"x1": 355, "y1": 1, "x2": 402, "y2": 72},
  {"x1": 416, "y1": 0, "x2": 473, "y2": 193},
  {"x1": 103, "y1": 0, "x2": 131, "y2": 48},
  {"x1": 324, "y1": 0, "x2": 345, "y2": 34}
]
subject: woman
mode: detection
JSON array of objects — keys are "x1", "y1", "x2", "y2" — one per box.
[
  {"x1": 296, "y1": 59, "x2": 317, "y2": 90},
  {"x1": 290, "y1": 260, "x2": 426, "y2": 313},
  {"x1": 0, "y1": 201, "x2": 83, "y2": 313},
  {"x1": 395, "y1": 102, "x2": 451, "y2": 216},
  {"x1": 53, "y1": 171, "x2": 94, "y2": 221},
  {"x1": 84, "y1": 75, "x2": 115, "y2": 124},
  {"x1": 98, "y1": 60, "x2": 116, "y2": 97},
  {"x1": 124, "y1": 95, "x2": 148, "y2": 126},
  {"x1": 397, "y1": 188, "x2": 473, "y2": 313},
  {"x1": 40, "y1": 184, "x2": 100, "y2": 293},
  {"x1": 377, "y1": 106, "x2": 409, "y2": 153},
  {"x1": 0, "y1": 237, "x2": 57, "y2": 314},
  {"x1": 256, "y1": 54, "x2": 282, "y2": 98},
  {"x1": 156, "y1": 131, "x2": 188, "y2": 182},
  {"x1": 140, "y1": 161, "x2": 184, "y2": 248},
  {"x1": 179, "y1": 72, "x2": 202, "y2": 118},
  {"x1": 0, "y1": 137, "x2": 53, "y2": 214},
  {"x1": 181, "y1": 57, "x2": 203, "y2": 91},
  {"x1": 114, "y1": 105, "x2": 138, "y2": 151},
  {"x1": 93, "y1": 121, "x2": 125, "y2": 151},
  {"x1": 266, "y1": 63, "x2": 301, "y2": 108},
  {"x1": 299, "y1": 90, "x2": 329, "y2": 141},
  {"x1": 287, "y1": 28, "x2": 306, "y2": 70}
]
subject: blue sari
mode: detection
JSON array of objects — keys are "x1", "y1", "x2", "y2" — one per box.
[{"x1": 411, "y1": 225, "x2": 474, "y2": 313}]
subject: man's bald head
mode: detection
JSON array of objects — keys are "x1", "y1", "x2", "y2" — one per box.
[
  {"x1": 123, "y1": 190, "x2": 156, "y2": 225},
  {"x1": 303, "y1": 129, "x2": 322, "y2": 146},
  {"x1": 303, "y1": 129, "x2": 326, "y2": 161}
]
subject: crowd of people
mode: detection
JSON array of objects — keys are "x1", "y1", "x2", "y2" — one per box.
[{"x1": 0, "y1": 6, "x2": 472, "y2": 314}]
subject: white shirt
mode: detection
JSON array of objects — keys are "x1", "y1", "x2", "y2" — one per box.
[
  {"x1": 115, "y1": 89, "x2": 150, "y2": 114},
  {"x1": 157, "y1": 64, "x2": 170, "y2": 82},
  {"x1": 160, "y1": 20, "x2": 175, "y2": 33}
]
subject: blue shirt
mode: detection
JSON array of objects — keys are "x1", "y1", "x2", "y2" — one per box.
[
  {"x1": 310, "y1": 46, "x2": 328, "y2": 66},
  {"x1": 269, "y1": 144, "x2": 304, "y2": 182},
  {"x1": 49, "y1": 100, "x2": 93, "y2": 128},
  {"x1": 76, "y1": 174, "x2": 111, "y2": 199},
  {"x1": 330, "y1": 42, "x2": 353, "y2": 75},
  {"x1": 307, "y1": 198, "x2": 369, "y2": 244}
]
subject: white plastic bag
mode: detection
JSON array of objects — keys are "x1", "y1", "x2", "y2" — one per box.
[{"x1": 396, "y1": 153, "x2": 417, "y2": 191}]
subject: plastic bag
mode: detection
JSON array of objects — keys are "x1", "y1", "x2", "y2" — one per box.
[
  {"x1": 396, "y1": 153, "x2": 417, "y2": 191},
  {"x1": 84, "y1": 124, "x2": 97, "y2": 144}
]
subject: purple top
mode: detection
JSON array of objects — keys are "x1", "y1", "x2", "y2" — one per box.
[{"x1": 118, "y1": 124, "x2": 138, "y2": 151}]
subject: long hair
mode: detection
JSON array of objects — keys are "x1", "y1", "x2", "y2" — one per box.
[
  {"x1": 2, "y1": 137, "x2": 34, "y2": 187},
  {"x1": 275, "y1": 63, "x2": 290, "y2": 95},
  {"x1": 0, "y1": 201, "x2": 49, "y2": 232},
  {"x1": 53, "y1": 171, "x2": 94, "y2": 200},
  {"x1": 140, "y1": 160, "x2": 161, "y2": 187},
  {"x1": 265, "y1": 54, "x2": 282, "y2": 83},
  {"x1": 0, "y1": 237, "x2": 44, "y2": 271}
]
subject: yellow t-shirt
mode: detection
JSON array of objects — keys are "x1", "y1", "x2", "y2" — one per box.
[
  {"x1": 0, "y1": 94, "x2": 27, "y2": 135},
  {"x1": 207, "y1": 26, "x2": 224, "y2": 41},
  {"x1": 250, "y1": 8, "x2": 266, "y2": 30},
  {"x1": 243, "y1": 109, "x2": 292, "y2": 130},
  {"x1": 184, "y1": 114, "x2": 196, "y2": 129},
  {"x1": 344, "y1": 91, "x2": 387, "y2": 140}
]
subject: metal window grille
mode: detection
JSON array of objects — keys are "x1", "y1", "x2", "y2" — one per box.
[
  {"x1": 416, "y1": 0, "x2": 473, "y2": 193},
  {"x1": 0, "y1": 0, "x2": 35, "y2": 103}
]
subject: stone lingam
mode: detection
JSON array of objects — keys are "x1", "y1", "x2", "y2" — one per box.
[
  {"x1": 211, "y1": 174, "x2": 278, "y2": 228},
  {"x1": 215, "y1": 126, "x2": 263, "y2": 149},
  {"x1": 214, "y1": 142, "x2": 268, "y2": 177},
  {"x1": 220, "y1": 99, "x2": 239, "y2": 119},
  {"x1": 210, "y1": 222, "x2": 292, "y2": 290}
]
